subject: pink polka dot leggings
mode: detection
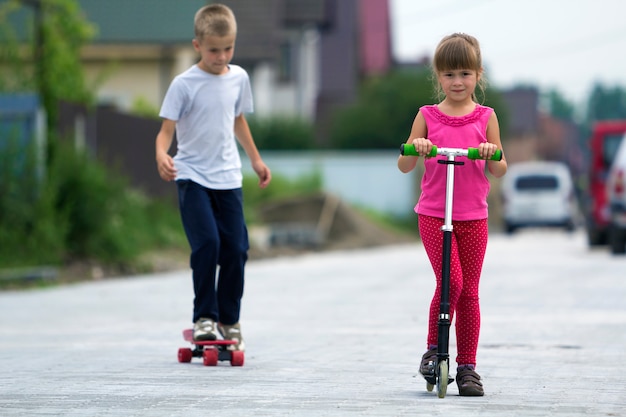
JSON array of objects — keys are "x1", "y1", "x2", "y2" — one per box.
[{"x1": 418, "y1": 214, "x2": 488, "y2": 367}]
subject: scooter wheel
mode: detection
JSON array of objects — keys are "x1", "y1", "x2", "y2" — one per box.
[
  {"x1": 436, "y1": 361, "x2": 449, "y2": 399},
  {"x1": 426, "y1": 382, "x2": 434, "y2": 392}
]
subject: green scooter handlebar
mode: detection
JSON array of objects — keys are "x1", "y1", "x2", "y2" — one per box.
[{"x1": 400, "y1": 143, "x2": 502, "y2": 161}]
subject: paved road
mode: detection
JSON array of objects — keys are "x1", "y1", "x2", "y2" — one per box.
[{"x1": 1, "y1": 230, "x2": 625, "y2": 416}]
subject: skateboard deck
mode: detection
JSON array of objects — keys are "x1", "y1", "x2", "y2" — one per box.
[{"x1": 178, "y1": 329, "x2": 244, "y2": 366}]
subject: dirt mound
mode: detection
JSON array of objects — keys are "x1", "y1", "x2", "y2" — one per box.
[{"x1": 249, "y1": 192, "x2": 414, "y2": 258}]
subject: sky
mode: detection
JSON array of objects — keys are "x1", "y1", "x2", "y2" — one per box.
[{"x1": 389, "y1": 0, "x2": 626, "y2": 107}]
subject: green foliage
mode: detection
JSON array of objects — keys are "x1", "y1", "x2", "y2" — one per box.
[
  {"x1": 0, "y1": 139, "x2": 186, "y2": 268},
  {"x1": 0, "y1": 134, "x2": 323, "y2": 269},
  {"x1": 50, "y1": 142, "x2": 135, "y2": 262},
  {"x1": 329, "y1": 69, "x2": 434, "y2": 149},
  {"x1": 39, "y1": 0, "x2": 96, "y2": 132},
  {"x1": 0, "y1": 1, "x2": 31, "y2": 92},
  {"x1": 0, "y1": 0, "x2": 96, "y2": 131},
  {"x1": 130, "y1": 96, "x2": 160, "y2": 120},
  {"x1": 0, "y1": 137, "x2": 66, "y2": 266},
  {"x1": 585, "y1": 83, "x2": 626, "y2": 123},
  {"x1": 542, "y1": 89, "x2": 575, "y2": 121},
  {"x1": 328, "y1": 69, "x2": 510, "y2": 149},
  {"x1": 247, "y1": 116, "x2": 316, "y2": 150},
  {"x1": 49, "y1": 141, "x2": 187, "y2": 263},
  {"x1": 482, "y1": 88, "x2": 509, "y2": 139}
]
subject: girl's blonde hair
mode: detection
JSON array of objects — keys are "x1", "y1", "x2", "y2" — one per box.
[
  {"x1": 194, "y1": 4, "x2": 237, "y2": 40},
  {"x1": 432, "y1": 33, "x2": 487, "y2": 102}
]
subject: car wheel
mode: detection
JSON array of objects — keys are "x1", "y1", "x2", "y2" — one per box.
[
  {"x1": 505, "y1": 222, "x2": 516, "y2": 235},
  {"x1": 609, "y1": 226, "x2": 626, "y2": 255},
  {"x1": 587, "y1": 226, "x2": 607, "y2": 246}
]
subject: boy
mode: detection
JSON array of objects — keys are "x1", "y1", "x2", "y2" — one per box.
[{"x1": 155, "y1": 4, "x2": 271, "y2": 350}]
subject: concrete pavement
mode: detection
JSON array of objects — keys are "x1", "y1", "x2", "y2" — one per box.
[{"x1": 1, "y1": 230, "x2": 625, "y2": 416}]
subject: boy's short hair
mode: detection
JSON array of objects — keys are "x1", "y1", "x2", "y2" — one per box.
[{"x1": 194, "y1": 4, "x2": 237, "y2": 39}]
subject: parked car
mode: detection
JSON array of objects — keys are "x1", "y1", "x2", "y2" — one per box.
[
  {"x1": 501, "y1": 161, "x2": 577, "y2": 234},
  {"x1": 607, "y1": 133, "x2": 626, "y2": 254},
  {"x1": 585, "y1": 120, "x2": 626, "y2": 246}
]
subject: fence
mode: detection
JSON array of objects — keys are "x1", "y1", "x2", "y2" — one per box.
[{"x1": 58, "y1": 102, "x2": 419, "y2": 216}]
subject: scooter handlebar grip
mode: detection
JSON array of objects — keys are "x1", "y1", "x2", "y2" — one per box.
[
  {"x1": 467, "y1": 147, "x2": 503, "y2": 161},
  {"x1": 400, "y1": 144, "x2": 437, "y2": 157}
]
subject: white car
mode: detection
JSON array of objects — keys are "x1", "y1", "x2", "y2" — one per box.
[
  {"x1": 607, "y1": 133, "x2": 626, "y2": 254},
  {"x1": 501, "y1": 161, "x2": 577, "y2": 234}
]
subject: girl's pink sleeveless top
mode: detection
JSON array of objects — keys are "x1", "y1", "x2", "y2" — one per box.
[{"x1": 415, "y1": 104, "x2": 493, "y2": 221}]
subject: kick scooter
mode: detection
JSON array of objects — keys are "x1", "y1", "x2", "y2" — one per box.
[{"x1": 400, "y1": 143, "x2": 502, "y2": 398}]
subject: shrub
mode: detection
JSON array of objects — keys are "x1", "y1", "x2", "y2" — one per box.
[
  {"x1": 0, "y1": 137, "x2": 66, "y2": 266},
  {"x1": 0, "y1": 138, "x2": 186, "y2": 269},
  {"x1": 247, "y1": 116, "x2": 316, "y2": 150},
  {"x1": 242, "y1": 170, "x2": 322, "y2": 223}
]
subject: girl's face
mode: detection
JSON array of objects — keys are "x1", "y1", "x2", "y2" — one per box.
[
  {"x1": 193, "y1": 34, "x2": 236, "y2": 75},
  {"x1": 437, "y1": 69, "x2": 480, "y2": 102}
]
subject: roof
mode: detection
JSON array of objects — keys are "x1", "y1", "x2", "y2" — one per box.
[
  {"x1": 283, "y1": 0, "x2": 332, "y2": 27},
  {"x1": 1, "y1": 0, "x2": 206, "y2": 44},
  {"x1": 79, "y1": 0, "x2": 207, "y2": 44},
  {"x1": 3, "y1": 0, "x2": 334, "y2": 62}
]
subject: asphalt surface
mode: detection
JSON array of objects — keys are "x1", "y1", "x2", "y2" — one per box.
[{"x1": 1, "y1": 230, "x2": 625, "y2": 416}]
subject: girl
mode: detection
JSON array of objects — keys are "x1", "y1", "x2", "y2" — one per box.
[{"x1": 397, "y1": 33, "x2": 507, "y2": 396}]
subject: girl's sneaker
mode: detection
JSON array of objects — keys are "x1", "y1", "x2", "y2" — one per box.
[
  {"x1": 456, "y1": 366, "x2": 484, "y2": 396},
  {"x1": 218, "y1": 322, "x2": 245, "y2": 351},
  {"x1": 193, "y1": 318, "x2": 218, "y2": 341},
  {"x1": 419, "y1": 348, "x2": 437, "y2": 383}
]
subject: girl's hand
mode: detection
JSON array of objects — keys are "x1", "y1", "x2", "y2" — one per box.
[
  {"x1": 411, "y1": 137, "x2": 434, "y2": 157},
  {"x1": 478, "y1": 142, "x2": 498, "y2": 160}
]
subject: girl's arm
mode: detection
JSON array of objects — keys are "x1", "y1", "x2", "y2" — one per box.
[
  {"x1": 398, "y1": 111, "x2": 431, "y2": 173},
  {"x1": 482, "y1": 112, "x2": 507, "y2": 178},
  {"x1": 234, "y1": 114, "x2": 272, "y2": 188}
]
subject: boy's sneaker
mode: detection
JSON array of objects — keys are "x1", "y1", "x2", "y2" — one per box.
[
  {"x1": 193, "y1": 318, "x2": 218, "y2": 341},
  {"x1": 456, "y1": 366, "x2": 484, "y2": 396},
  {"x1": 218, "y1": 322, "x2": 245, "y2": 351}
]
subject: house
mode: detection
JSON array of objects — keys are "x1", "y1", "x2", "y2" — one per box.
[
  {"x1": 75, "y1": 0, "x2": 391, "y2": 132},
  {"x1": 1, "y1": 0, "x2": 394, "y2": 202},
  {"x1": 501, "y1": 87, "x2": 583, "y2": 176}
]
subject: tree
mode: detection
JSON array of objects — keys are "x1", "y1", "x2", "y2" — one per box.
[
  {"x1": 329, "y1": 69, "x2": 434, "y2": 149},
  {"x1": 585, "y1": 83, "x2": 626, "y2": 124},
  {"x1": 543, "y1": 89, "x2": 575, "y2": 121},
  {"x1": 0, "y1": 0, "x2": 96, "y2": 134}
]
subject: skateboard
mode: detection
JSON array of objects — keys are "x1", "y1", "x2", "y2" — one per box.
[{"x1": 177, "y1": 329, "x2": 245, "y2": 367}]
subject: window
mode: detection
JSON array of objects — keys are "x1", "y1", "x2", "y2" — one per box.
[
  {"x1": 278, "y1": 42, "x2": 295, "y2": 82},
  {"x1": 515, "y1": 175, "x2": 559, "y2": 191}
]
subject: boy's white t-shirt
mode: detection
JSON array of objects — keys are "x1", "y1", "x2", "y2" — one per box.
[{"x1": 159, "y1": 64, "x2": 254, "y2": 190}]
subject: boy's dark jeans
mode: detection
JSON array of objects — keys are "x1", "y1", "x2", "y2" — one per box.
[{"x1": 176, "y1": 180, "x2": 249, "y2": 325}]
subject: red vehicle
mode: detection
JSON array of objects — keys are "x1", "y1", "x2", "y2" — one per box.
[{"x1": 586, "y1": 120, "x2": 626, "y2": 246}]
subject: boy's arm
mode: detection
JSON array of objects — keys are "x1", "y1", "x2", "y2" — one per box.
[
  {"x1": 155, "y1": 118, "x2": 178, "y2": 181},
  {"x1": 234, "y1": 114, "x2": 271, "y2": 188}
]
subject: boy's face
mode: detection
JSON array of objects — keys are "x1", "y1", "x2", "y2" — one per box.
[{"x1": 193, "y1": 34, "x2": 236, "y2": 75}]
